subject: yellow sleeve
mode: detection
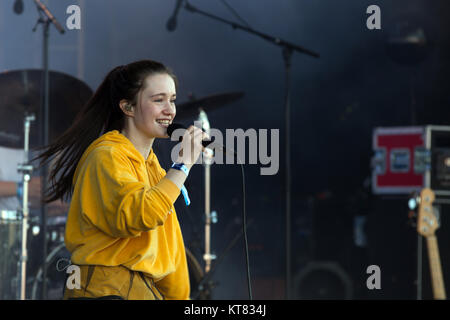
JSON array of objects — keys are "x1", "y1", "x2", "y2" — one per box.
[
  {"x1": 155, "y1": 242, "x2": 191, "y2": 300},
  {"x1": 76, "y1": 146, "x2": 181, "y2": 238}
]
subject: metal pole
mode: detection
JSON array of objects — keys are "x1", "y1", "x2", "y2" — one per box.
[
  {"x1": 19, "y1": 115, "x2": 36, "y2": 300},
  {"x1": 77, "y1": 0, "x2": 85, "y2": 80},
  {"x1": 32, "y1": 0, "x2": 65, "y2": 299},
  {"x1": 283, "y1": 47, "x2": 293, "y2": 300},
  {"x1": 41, "y1": 18, "x2": 50, "y2": 300},
  {"x1": 205, "y1": 159, "x2": 212, "y2": 273},
  {"x1": 198, "y1": 110, "x2": 215, "y2": 273}
]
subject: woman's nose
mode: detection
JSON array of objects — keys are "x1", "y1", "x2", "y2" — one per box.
[{"x1": 164, "y1": 101, "x2": 176, "y2": 117}]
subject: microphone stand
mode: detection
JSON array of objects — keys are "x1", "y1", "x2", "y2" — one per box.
[
  {"x1": 32, "y1": 0, "x2": 65, "y2": 299},
  {"x1": 17, "y1": 114, "x2": 36, "y2": 300},
  {"x1": 182, "y1": 0, "x2": 320, "y2": 299},
  {"x1": 198, "y1": 110, "x2": 216, "y2": 274},
  {"x1": 192, "y1": 219, "x2": 254, "y2": 300}
]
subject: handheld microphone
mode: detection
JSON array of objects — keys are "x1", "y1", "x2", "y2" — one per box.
[
  {"x1": 166, "y1": 0, "x2": 183, "y2": 32},
  {"x1": 13, "y1": 0, "x2": 24, "y2": 14},
  {"x1": 167, "y1": 123, "x2": 214, "y2": 148}
]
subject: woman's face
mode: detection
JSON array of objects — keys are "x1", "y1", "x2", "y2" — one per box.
[{"x1": 132, "y1": 73, "x2": 176, "y2": 139}]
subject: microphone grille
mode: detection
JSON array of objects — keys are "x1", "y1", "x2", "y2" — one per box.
[{"x1": 167, "y1": 123, "x2": 186, "y2": 137}]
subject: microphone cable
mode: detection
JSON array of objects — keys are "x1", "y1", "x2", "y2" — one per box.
[
  {"x1": 240, "y1": 161, "x2": 252, "y2": 300},
  {"x1": 168, "y1": 123, "x2": 252, "y2": 299},
  {"x1": 223, "y1": 146, "x2": 252, "y2": 300}
]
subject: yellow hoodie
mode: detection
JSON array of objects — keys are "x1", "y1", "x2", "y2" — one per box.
[{"x1": 65, "y1": 130, "x2": 189, "y2": 299}]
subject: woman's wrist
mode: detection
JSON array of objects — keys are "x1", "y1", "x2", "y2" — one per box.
[
  {"x1": 165, "y1": 168, "x2": 188, "y2": 190},
  {"x1": 171, "y1": 163, "x2": 190, "y2": 176},
  {"x1": 174, "y1": 158, "x2": 193, "y2": 170}
]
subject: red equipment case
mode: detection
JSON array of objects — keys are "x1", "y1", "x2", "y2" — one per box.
[{"x1": 372, "y1": 125, "x2": 450, "y2": 196}]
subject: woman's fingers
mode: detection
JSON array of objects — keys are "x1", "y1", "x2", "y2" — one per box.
[{"x1": 178, "y1": 125, "x2": 208, "y2": 165}]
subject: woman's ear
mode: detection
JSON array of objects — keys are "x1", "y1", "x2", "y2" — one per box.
[{"x1": 119, "y1": 99, "x2": 134, "y2": 116}]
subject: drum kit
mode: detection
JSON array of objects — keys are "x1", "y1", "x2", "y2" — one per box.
[
  {"x1": 0, "y1": 68, "x2": 245, "y2": 300},
  {"x1": 0, "y1": 69, "x2": 93, "y2": 300}
]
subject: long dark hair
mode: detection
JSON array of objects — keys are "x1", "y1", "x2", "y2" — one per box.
[{"x1": 36, "y1": 60, "x2": 178, "y2": 203}]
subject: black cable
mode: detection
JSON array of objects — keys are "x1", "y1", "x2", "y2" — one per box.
[
  {"x1": 239, "y1": 162, "x2": 252, "y2": 300},
  {"x1": 168, "y1": 123, "x2": 252, "y2": 298},
  {"x1": 190, "y1": 143, "x2": 252, "y2": 300},
  {"x1": 225, "y1": 146, "x2": 252, "y2": 300}
]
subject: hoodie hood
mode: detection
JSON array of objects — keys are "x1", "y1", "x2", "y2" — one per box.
[
  {"x1": 90, "y1": 130, "x2": 156, "y2": 163},
  {"x1": 74, "y1": 130, "x2": 159, "y2": 184}
]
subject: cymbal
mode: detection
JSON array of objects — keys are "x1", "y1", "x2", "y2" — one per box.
[
  {"x1": 175, "y1": 91, "x2": 245, "y2": 120},
  {"x1": 0, "y1": 69, "x2": 93, "y2": 148}
]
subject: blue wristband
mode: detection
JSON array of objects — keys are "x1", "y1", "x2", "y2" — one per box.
[
  {"x1": 16, "y1": 181, "x2": 23, "y2": 199},
  {"x1": 171, "y1": 163, "x2": 191, "y2": 206},
  {"x1": 171, "y1": 162, "x2": 190, "y2": 176},
  {"x1": 180, "y1": 185, "x2": 191, "y2": 206}
]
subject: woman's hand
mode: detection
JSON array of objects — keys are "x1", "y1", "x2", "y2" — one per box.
[{"x1": 175, "y1": 125, "x2": 209, "y2": 169}]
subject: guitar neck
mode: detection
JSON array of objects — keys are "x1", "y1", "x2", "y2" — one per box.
[{"x1": 426, "y1": 235, "x2": 446, "y2": 300}]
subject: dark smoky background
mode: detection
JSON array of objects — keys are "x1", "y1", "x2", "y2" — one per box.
[{"x1": 1, "y1": 0, "x2": 450, "y2": 299}]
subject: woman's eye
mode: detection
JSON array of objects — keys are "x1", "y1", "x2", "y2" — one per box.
[{"x1": 153, "y1": 98, "x2": 175, "y2": 104}]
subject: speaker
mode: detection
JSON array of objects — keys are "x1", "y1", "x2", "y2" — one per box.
[{"x1": 293, "y1": 261, "x2": 353, "y2": 299}]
